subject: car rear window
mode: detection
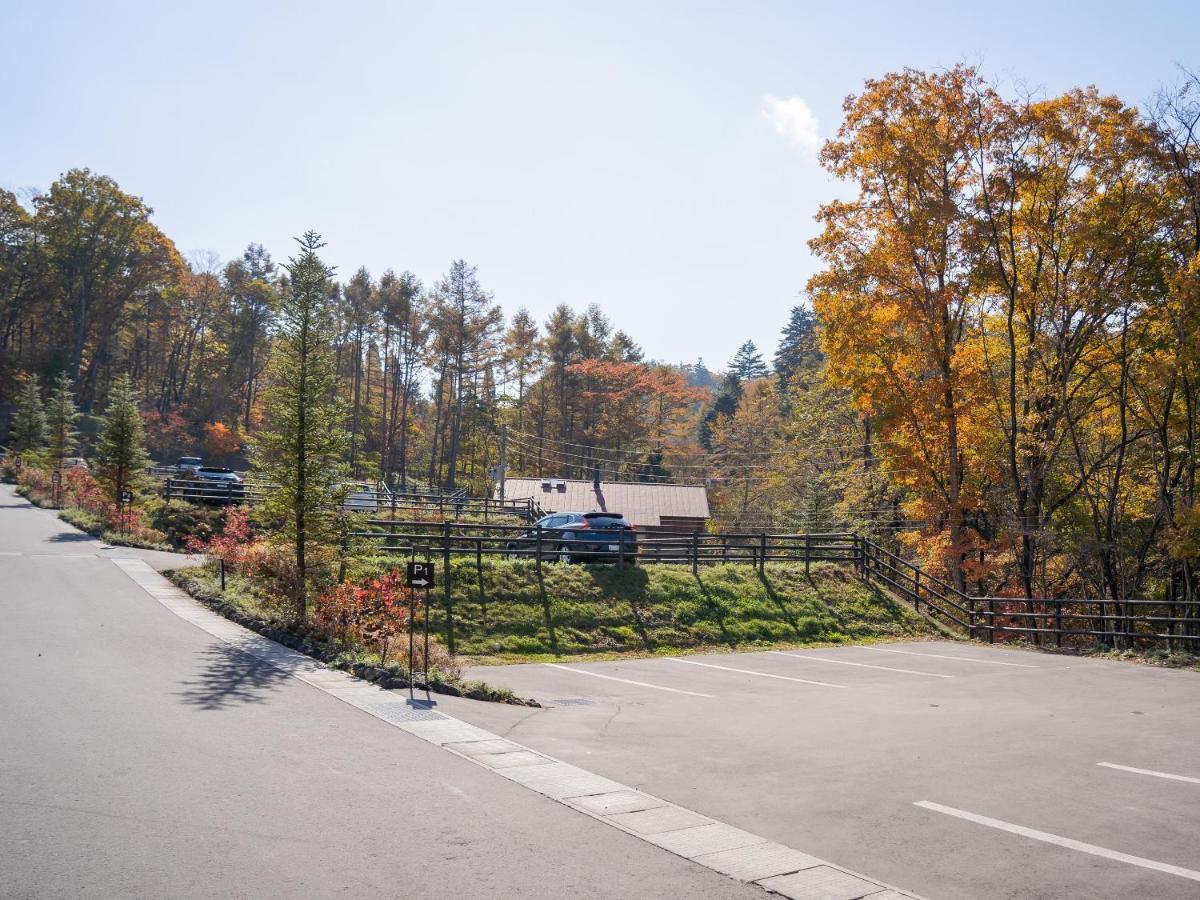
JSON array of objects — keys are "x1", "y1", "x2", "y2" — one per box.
[
  {"x1": 582, "y1": 515, "x2": 628, "y2": 528},
  {"x1": 199, "y1": 467, "x2": 233, "y2": 474},
  {"x1": 179, "y1": 457, "x2": 201, "y2": 464}
]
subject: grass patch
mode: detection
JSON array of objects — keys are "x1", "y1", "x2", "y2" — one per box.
[{"x1": 349, "y1": 556, "x2": 935, "y2": 661}]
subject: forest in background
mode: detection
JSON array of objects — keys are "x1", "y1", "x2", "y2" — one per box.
[{"x1": 2, "y1": 65, "x2": 1199, "y2": 612}]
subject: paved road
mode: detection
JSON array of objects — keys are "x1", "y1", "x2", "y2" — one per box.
[
  {"x1": 447, "y1": 640, "x2": 1200, "y2": 899},
  {"x1": 0, "y1": 485, "x2": 757, "y2": 899}
]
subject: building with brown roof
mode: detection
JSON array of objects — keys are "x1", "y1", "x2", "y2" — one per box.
[{"x1": 498, "y1": 477, "x2": 710, "y2": 532}]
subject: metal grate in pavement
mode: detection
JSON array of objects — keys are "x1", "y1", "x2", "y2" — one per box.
[{"x1": 364, "y1": 701, "x2": 447, "y2": 723}]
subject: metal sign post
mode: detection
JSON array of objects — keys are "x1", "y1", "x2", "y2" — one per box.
[
  {"x1": 405, "y1": 555, "x2": 436, "y2": 708},
  {"x1": 119, "y1": 489, "x2": 133, "y2": 532},
  {"x1": 51, "y1": 469, "x2": 61, "y2": 506}
]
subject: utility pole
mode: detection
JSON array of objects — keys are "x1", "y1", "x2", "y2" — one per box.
[{"x1": 498, "y1": 425, "x2": 507, "y2": 503}]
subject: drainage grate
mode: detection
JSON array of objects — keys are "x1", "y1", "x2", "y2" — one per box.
[
  {"x1": 553, "y1": 698, "x2": 595, "y2": 706},
  {"x1": 364, "y1": 701, "x2": 447, "y2": 723}
]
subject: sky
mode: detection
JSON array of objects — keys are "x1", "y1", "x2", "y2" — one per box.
[{"x1": 3, "y1": 0, "x2": 1198, "y2": 370}]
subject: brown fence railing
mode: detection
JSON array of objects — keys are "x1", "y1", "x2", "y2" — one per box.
[
  {"x1": 855, "y1": 537, "x2": 1199, "y2": 652},
  {"x1": 345, "y1": 523, "x2": 1198, "y2": 653},
  {"x1": 351, "y1": 520, "x2": 857, "y2": 574},
  {"x1": 160, "y1": 478, "x2": 542, "y2": 521}
]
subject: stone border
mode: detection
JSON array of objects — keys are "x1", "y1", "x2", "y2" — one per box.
[{"x1": 113, "y1": 556, "x2": 926, "y2": 900}]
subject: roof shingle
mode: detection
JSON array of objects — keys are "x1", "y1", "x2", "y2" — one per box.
[{"x1": 499, "y1": 478, "x2": 710, "y2": 527}]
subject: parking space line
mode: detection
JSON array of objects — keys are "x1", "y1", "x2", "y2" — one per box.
[
  {"x1": 914, "y1": 800, "x2": 1200, "y2": 883},
  {"x1": 1097, "y1": 762, "x2": 1200, "y2": 785},
  {"x1": 768, "y1": 650, "x2": 953, "y2": 679},
  {"x1": 543, "y1": 663, "x2": 714, "y2": 698},
  {"x1": 863, "y1": 646, "x2": 1038, "y2": 668},
  {"x1": 665, "y1": 657, "x2": 848, "y2": 688}
]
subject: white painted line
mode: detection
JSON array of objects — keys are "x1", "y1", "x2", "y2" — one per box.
[
  {"x1": 543, "y1": 663, "x2": 713, "y2": 697},
  {"x1": 863, "y1": 646, "x2": 1038, "y2": 668},
  {"x1": 665, "y1": 657, "x2": 848, "y2": 688},
  {"x1": 1097, "y1": 762, "x2": 1200, "y2": 785},
  {"x1": 914, "y1": 800, "x2": 1200, "y2": 883},
  {"x1": 769, "y1": 650, "x2": 952, "y2": 679}
]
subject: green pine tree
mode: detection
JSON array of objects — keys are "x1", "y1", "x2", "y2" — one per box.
[
  {"x1": 46, "y1": 373, "x2": 80, "y2": 468},
  {"x1": 774, "y1": 305, "x2": 823, "y2": 392},
  {"x1": 9, "y1": 373, "x2": 47, "y2": 457},
  {"x1": 254, "y1": 231, "x2": 348, "y2": 620},
  {"x1": 94, "y1": 373, "x2": 150, "y2": 504},
  {"x1": 729, "y1": 340, "x2": 769, "y2": 380}
]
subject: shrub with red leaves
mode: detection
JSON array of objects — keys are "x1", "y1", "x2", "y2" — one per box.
[
  {"x1": 187, "y1": 506, "x2": 253, "y2": 563},
  {"x1": 315, "y1": 569, "x2": 413, "y2": 665}
]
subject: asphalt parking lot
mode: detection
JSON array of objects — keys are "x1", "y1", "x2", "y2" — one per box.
[{"x1": 436, "y1": 642, "x2": 1200, "y2": 900}]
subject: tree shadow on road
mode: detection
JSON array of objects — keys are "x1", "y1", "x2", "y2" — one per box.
[
  {"x1": 176, "y1": 643, "x2": 291, "y2": 711},
  {"x1": 47, "y1": 531, "x2": 96, "y2": 543}
]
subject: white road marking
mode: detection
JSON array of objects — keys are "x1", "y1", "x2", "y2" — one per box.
[
  {"x1": 914, "y1": 801, "x2": 1200, "y2": 883},
  {"x1": 769, "y1": 650, "x2": 952, "y2": 679},
  {"x1": 1097, "y1": 762, "x2": 1200, "y2": 785},
  {"x1": 863, "y1": 646, "x2": 1037, "y2": 668},
  {"x1": 665, "y1": 657, "x2": 848, "y2": 688},
  {"x1": 543, "y1": 663, "x2": 713, "y2": 697}
]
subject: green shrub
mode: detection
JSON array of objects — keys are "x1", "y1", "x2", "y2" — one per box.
[{"x1": 149, "y1": 500, "x2": 226, "y2": 549}]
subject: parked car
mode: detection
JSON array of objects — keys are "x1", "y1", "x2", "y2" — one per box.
[
  {"x1": 177, "y1": 456, "x2": 203, "y2": 477},
  {"x1": 192, "y1": 466, "x2": 248, "y2": 502},
  {"x1": 62, "y1": 457, "x2": 90, "y2": 471},
  {"x1": 506, "y1": 512, "x2": 638, "y2": 563}
]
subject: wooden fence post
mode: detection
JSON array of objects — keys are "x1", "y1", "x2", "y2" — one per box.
[
  {"x1": 442, "y1": 521, "x2": 454, "y2": 654},
  {"x1": 804, "y1": 533, "x2": 811, "y2": 578},
  {"x1": 759, "y1": 533, "x2": 767, "y2": 574},
  {"x1": 691, "y1": 531, "x2": 699, "y2": 576}
]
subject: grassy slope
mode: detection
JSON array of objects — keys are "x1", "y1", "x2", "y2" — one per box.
[{"x1": 351, "y1": 557, "x2": 935, "y2": 661}]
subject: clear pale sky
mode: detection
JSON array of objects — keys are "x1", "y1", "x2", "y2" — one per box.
[{"x1": 3, "y1": 0, "x2": 1197, "y2": 369}]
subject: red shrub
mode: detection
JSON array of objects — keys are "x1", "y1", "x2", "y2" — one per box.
[
  {"x1": 314, "y1": 570, "x2": 413, "y2": 664},
  {"x1": 187, "y1": 506, "x2": 253, "y2": 563}
]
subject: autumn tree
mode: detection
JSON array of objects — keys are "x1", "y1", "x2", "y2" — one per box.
[
  {"x1": 428, "y1": 260, "x2": 502, "y2": 490},
  {"x1": 708, "y1": 379, "x2": 782, "y2": 528},
  {"x1": 809, "y1": 66, "x2": 990, "y2": 591},
  {"x1": 376, "y1": 269, "x2": 424, "y2": 486},
  {"x1": 224, "y1": 243, "x2": 278, "y2": 431},
  {"x1": 34, "y1": 169, "x2": 184, "y2": 409}
]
